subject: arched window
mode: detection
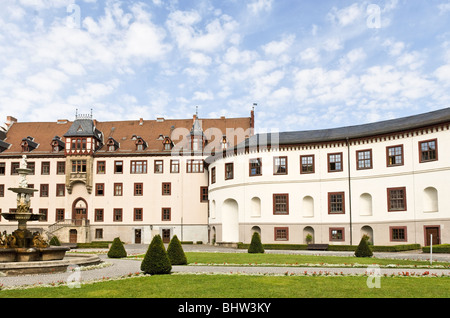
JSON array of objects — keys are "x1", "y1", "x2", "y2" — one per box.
[{"x1": 251, "y1": 197, "x2": 261, "y2": 217}]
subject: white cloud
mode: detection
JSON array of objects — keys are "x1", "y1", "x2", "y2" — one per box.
[
  {"x1": 328, "y1": 3, "x2": 364, "y2": 26},
  {"x1": 438, "y1": 2, "x2": 450, "y2": 15},
  {"x1": 247, "y1": 0, "x2": 273, "y2": 15},
  {"x1": 193, "y1": 91, "x2": 214, "y2": 101},
  {"x1": 262, "y1": 34, "x2": 295, "y2": 56},
  {"x1": 300, "y1": 47, "x2": 320, "y2": 63}
]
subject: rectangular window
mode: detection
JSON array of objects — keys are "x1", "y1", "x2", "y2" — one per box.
[
  {"x1": 356, "y1": 149, "x2": 372, "y2": 170},
  {"x1": 249, "y1": 158, "x2": 262, "y2": 176},
  {"x1": 275, "y1": 227, "x2": 289, "y2": 241},
  {"x1": 40, "y1": 184, "x2": 49, "y2": 197},
  {"x1": 170, "y1": 160, "x2": 180, "y2": 173},
  {"x1": 56, "y1": 209, "x2": 65, "y2": 221},
  {"x1": 114, "y1": 161, "x2": 123, "y2": 174},
  {"x1": 114, "y1": 183, "x2": 123, "y2": 196},
  {"x1": 187, "y1": 160, "x2": 204, "y2": 173},
  {"x1": 328, "y1": 192, "x2": 345, "y2": 214},
  {"x1": 390, "y1": 226, "x2": 407, "y2": 242},
  {"x1": 0, "y1": 162, "x2": 5, "y2": 175},
  {"x1": 387, "y1": 145, "x2": 403, "y2": 166},
  {"x1": 134, "y1": 183, "x2": 143, "y2": 196},
  {"x1": 162, "y1": 208, "x2": 171, "y2": 221},
  {"x1": 328, "y1": 153, "x2": 343, "y2": 172},
  {"x1": 273, "y1": 156, "x2": 287, "y2": 175},
  {"x1": 95, "y1": 183, "x2": 104, "y2": 196},
  {"x1": 419, "y1": 139, "x2": 438, "y2": 162},
  {"x1": 211, "y1": 167, "x2": 216, "y2": 184},
  {"x1": 97, "y1": 161, "x2": 106, "y2": 174},
  {"x1": 330, "y1": 228, "x2": 345, "y2": 241},
  {"x1": 162, "y1": 182, "x2": 171, "y2": 196},
  {"x1": 225, "y1": 163, "x2": 234, "y2": 180},
  {"x1": 0, "y1": 184, "x2": 4, "y2": 197},
  {"x1": 273, "y1": 194, "x2": 289, "y2": 214},
  {"x1": 71, "y1": 160, "x2": 87, "y2": 173},
  {"x1": 39, "y1": 208, "x2": 48, "y2": 222},
  {"x1": 28, "y1": 162, "x2": 35, "y2": 175},
  {"x1": 56, "y1": 184, "x2": 65, "y2": 197},
  {"x1": 200, "y1": 186, "x2": 208, "y2": 202},
  {"x1": 95, "y1": 229, "x2": 103, "y2": 239},
  {"x1": 300, "y1": 155, "x2": 314, "y2": 174},
  {"x1": 95, "y1": 209, "x2": 104, "y2": 222},
  {"x1": 154, "y1": 160, "x2": 164, "y2": 173},
  {"x1": 11, "y1": 162, "x2": 19, "y2": 175},
  {"x1": 131, "y1": 160, "x2": 147, "y2": 174},
  {"x1": 113, "y1": 208, "x2": 123, "y2": 222},
  {"x1": 134, "y1": 208, "x2": 143, "y2": 221},
  {"x1": 28, "y1": 184, "x2": 34, "y2": 197},
  {"x1": 388, "y1": 187, "x2": 407, "y2": 212},
  {"x1": 57, "y1": 161, "x2": 65, "y2": 174},
  {"x1": 41, "y1": 162, "x2": 50, "y2": 175}
]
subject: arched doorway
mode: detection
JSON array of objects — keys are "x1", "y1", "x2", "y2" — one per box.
[
  {"x1": 72, "y1": 198, "x2": 88, "y2": 225},
  {"x1": 361, "y1": 226, "x2": 374, "y2": 244},
  {"x1": 222, "y1": 199, "x2": 239, "y2": 242}
]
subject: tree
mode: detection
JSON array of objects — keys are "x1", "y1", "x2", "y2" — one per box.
[
  {"x1": 248, "y1": 232, "x2": 264, "y2": 254},
  {"x1": 354, "y1": 235, "x2": 373, "y2": 257},
  {"x1": 141, "y1": 235, "x2": 172, "y2": 275},
  {"x1": 107, "y1": 237, "x2": 127, "y2": 258},
  {"x1": 167, "y1": 235, "x2": 187, "y2": 265}
]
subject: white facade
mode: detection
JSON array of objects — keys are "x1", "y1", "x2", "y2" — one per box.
[{"x1": 208, "y1": 110, "x2": 450, "y2": 246}]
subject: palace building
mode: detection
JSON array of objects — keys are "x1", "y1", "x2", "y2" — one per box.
[
  {"x1": 0, "y1": 111, "x2": 254, "y2": 244},
  {"x1": 207, "y1": 107, "x2": 450, "y2": 247}
]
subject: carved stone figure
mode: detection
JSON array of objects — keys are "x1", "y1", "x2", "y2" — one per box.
[
  {"x1": 20, "y1": 155, "x2": 28, "y2": 169},
  {"x1": 32, "y1": 232, "x2": 49, "y2": 248}
]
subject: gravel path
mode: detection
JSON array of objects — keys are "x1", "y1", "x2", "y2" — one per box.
[{"x1": 1, "y1": 245, "x2": 449, "y2": 289}]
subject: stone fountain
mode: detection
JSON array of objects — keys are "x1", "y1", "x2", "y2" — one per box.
[{"x1": 0, "y1": 155, "x2": 71, "y2": 274}]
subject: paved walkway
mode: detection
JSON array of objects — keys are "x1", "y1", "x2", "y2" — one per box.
[{"x1": 1, "y1": 245, "x2": 449, "y2": 288}]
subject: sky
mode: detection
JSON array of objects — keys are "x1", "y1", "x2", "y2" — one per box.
[{"x1": 1, "y1": 0, "x2": 450, "y2": 133}]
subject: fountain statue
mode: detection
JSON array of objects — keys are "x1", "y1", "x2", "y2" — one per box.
[{"x1": 0, "y1": 155, "x2": 69, "y2": 264}]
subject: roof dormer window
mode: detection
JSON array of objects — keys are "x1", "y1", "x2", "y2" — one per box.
[
  {"x1": 135, "y1": 137, "x2": 147, "y2": 151},
  {"x1": 163, "y1": 137, "x2": 173, "y2": 151},
  {"x1": 106, "y1": 137, "x2": 119, "y2": 152},
  {"x1": 21, "y1": 137, "x2": 38, "y2": 152},
  {"x1": 51, "y1": 136, "x2": 64, "y2": 153}
]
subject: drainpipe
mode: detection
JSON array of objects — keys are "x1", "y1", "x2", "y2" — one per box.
[{"x1": 346, "y1": 137, "x2": 353, "y2": 246}]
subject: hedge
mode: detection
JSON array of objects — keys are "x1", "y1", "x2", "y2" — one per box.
[
  {"x1": 422, "y1": 244, "x2": 450, "y2": 253},
  {"x1": 238, "y1": 243, "x2": 421, "y2": 252}
]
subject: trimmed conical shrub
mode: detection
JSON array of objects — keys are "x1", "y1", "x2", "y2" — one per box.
[
  {"x1": 141, "y1": 235, "x2": 172, "y2": 275},
  {"x1": 49, "y1": 236, "x2": 61, "y2": 246},
  {"x1": 107, "y1": 237, "x2": 127, "y2": 258},
  {"x1": 355, "y1": 235, "x2": 373, "y2": 257},
  {"x1": 248, "y1": 232, "x2": 264, "y2": 254},
  {"x1": 167, "y1": 235, "x2": 187, "y2": 265}
]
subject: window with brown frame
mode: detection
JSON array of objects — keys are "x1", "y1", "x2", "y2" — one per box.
[
  {"x1": 57, "y1": 161, "x2": 65, "y2": 174},
  {"x1": 71, "y1": 160, "x2": 86, "y2": 173},
  {"x1": 162, "y1": 208, "x2": 171, "y2": 221},
  {"x1": 0, "y1": 184, "x2": 4, "y2": 197},
  {"x1": 200, "y1": 186, "x2": 208, "y2": 202},
  {"x1": 328, "y1": 153, "x2": 343, "y2": 172},
  {"x1": 114, "y1": 161, "x2": 123, "y2": 174},
  {"x1": 95, "y1": 209, "x2": 104, "y2": 222},
  {"x1": 329, "y1": 228, "x2": 344, "y2": 241},
  {"x1": 170, "y1": 160, "x2": 180, "y2": 173},
  {"x1": 211, "y1": 167, "x2": 216, "y2": 184},
  {"x1": 387, "y1": 187, "x2": 406, "y2": 211},
  {"x1": 225, "y1": 163, "x2": 234, "y2": 180},
  {"x1": 131, "y1": 160, "x2": 147, "y2": 174},
  {"x1": 186, "y1": 159, "x2": 204, "y2": 173},
  {"x1": 41, "y1": 162, "x2": 50, "y2": 175},
  {"x1": 162, "y1": 182, "x2": 171, "y2": 196},
  {"x1": 114, "y1": 183, "x2": 123, "y2": 196},
  {"x1": 275, "y1": 227, "x2": 289, "y2": 241},
  {"x1": 390, "y1": 226, "x2": 407, "y2": 241},
  {"x1": 56, "y1": 209, "x2": 65, "y2": 221},
  {"x1": 300, "y1": 155, "x2": 314, "y2": 174},
  {"x1": 39, "y1": 209, "x2": 48, "y2": 222},
  {"x1": 273, "y1": 194, "x2": 289, "y2": 214},
  {"x1": 0, "y1": 163, "x2": 5, "y2": 175},
  {"x1": 95, "y1": 229, "x2": 103, "y2": 239},
  {"x1": 356, "y1": 149, "x2": 372, "y2": 170},
  {"x1": 328, "y1": 192, "x2": 345, "y2": 214},
  {"x1": 419, "y1": 139, "x2": 437, "y2": 162},
  {"x1": 113, "y1": 208, "x2": 123, "y2": 222},
  {"x1": 95, "y1": 183, "x2": 104, "y2": 196},
  {"x1": 11, "y1": 162, "x2": 19, "y2": 175},
  {"x1": 273, "y1": 156, "x2": 287, "y2": 175},
  {"x1": 40, "y1": 184, "x2": 49, "y2": 197},
  {"x1": 134, "y1": 208, "x2": 143, "y2": 221},
  {"x1": 134, "y1": 183, "x2": 143, "y2": 196},
  {"x1": 28, "y1": 184, "x2": 34, "y2": 197},
  {"x1": 249, "y1": 158, "x2": 262, "y2": 176},
  {"x1": 387, "y1": 145, "x2": 403, "y2": 166},
  {"x1": 154, "y1": 160, "x2": 163, "y2": 173},
  {"x1": 56, "y1": 184, "x2": 65, "y2": 197},
  {"x1": 71, "y1": 138, "x2": 87, "y2": 151},
  {"x1": 97, "y1": 161, "x2": 106, "y2": 174}
]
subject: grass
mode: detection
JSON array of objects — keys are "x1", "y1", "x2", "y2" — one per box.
[{"x1": 1, "y1": 274, "x2": 449, "y2": 298}]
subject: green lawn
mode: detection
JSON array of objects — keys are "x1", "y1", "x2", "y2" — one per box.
[{"x1": 1, "y1": 274, "x2": 449, "y2": 298}]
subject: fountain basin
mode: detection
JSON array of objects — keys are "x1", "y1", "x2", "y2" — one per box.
[
  {"x1": 0, "y1": 246, "x2": 70, "y2": 263},
  {"x1": 1, "y1": 212, "x2": 44, "y2": 222}
]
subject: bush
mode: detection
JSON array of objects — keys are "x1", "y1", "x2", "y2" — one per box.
[
  {"x1": 422, "y1": 244, "x2": 450, "y2": 253},
  {"x1": 49, "y1": 236, "x2": 61, "y2": 246},
  {"x1": 167, "y1": 235, "x2": 187, "y2": 265},
  {"x1": 354, "y1": 236, "x2": 373, "y2": 257},
  {"x1": 248, "y1": 232, "x2": 264, "y2": 254},
  {"x1": 141, "y1": 235, "x2": 172, "y2": 275},
  {"x1": 107, "y1": 237, "x2": 127, "y2": 258}
]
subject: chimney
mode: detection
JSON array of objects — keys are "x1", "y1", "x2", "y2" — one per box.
[
  {"x1": 139, "y1": 118, "x2": 144, "y2": 125},
  {"x1": 250, "y1": 103, "x2": 256, "y2": 132},
  {"x1": 5, "y1": 116, "x2": 17, "y2": 131}
]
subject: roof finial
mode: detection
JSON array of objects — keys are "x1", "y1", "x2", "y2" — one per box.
[
  {"x1": 196, "y1": 105, "x2": 199, "y2": 117},
  {"x1": 253, "y1": 103, "x2": 257, "y2": 111}
]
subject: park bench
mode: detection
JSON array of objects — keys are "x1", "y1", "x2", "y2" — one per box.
[{"x1": 307, "y1": 244, "x2": 329, "y2": 251}]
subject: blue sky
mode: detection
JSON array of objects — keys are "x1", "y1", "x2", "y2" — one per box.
[{"x1": 1, "y1": 0, "x2": 450, "y2": 133}]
